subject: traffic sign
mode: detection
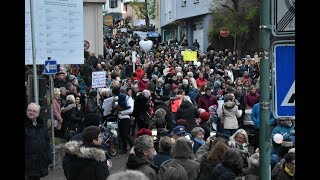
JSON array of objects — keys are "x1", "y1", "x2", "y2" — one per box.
[
  {"x1": 84, "y1": 40, "x2": 90, "y2": 50},
  {"x1": 272, "y1": 0, "x2": 295, "y2": 37},
  {"x1": 44, "y1": 60, "x2": 57, "y2": 74},
  {"x1": 272, "y1": 42, "x2": 295, "y2": 118},
  {"x1": 104, "y1": 15, "x2": 113, "y2": 26}
]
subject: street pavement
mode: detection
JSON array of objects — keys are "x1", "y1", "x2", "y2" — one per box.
[{"x1": 42, "y1": 152, "x2": 129, "y2": 180}]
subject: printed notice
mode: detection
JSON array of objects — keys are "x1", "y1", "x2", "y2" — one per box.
[
  {"x1": 25, "y1": 0, "x2": 83, "y2": 65},
  {"x1": 92, "y1": 71, "x2": 107, "y2": 88}
]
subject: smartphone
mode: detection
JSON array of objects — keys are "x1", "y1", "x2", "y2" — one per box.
[
  {"x1": 152, "y1": 129, "x2": 157, "y2": 136},
  {"x1": 210, "y1": 131, "x2": 216, "y2": 137}
]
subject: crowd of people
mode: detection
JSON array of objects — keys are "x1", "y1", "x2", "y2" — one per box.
[{"x1": 25, "y1": 29, "x2": 295, "y2": 180}]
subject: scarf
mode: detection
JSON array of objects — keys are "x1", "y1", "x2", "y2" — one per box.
[{"x1": 285, "y1": 166, "x2": 294, "y2": 176}]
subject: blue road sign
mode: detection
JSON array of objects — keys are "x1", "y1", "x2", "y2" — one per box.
[
  {"x1": 44, "y1": 60, "x2": 57, "y2": 74},
  {"x1": 273, "y1": 44, "x2": 295, "y2": 118}
]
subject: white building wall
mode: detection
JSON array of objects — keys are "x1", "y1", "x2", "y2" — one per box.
[{"x1": 83, "y1": 0, "x2": 106, "y2": 56}]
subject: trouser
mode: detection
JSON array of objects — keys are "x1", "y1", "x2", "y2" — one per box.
[{"x1": 119, "y1": 118, "x2": 134, "y2": 151}]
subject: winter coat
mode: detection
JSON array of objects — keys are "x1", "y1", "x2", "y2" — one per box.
[
  {"x1": 198, "y1": 95, "x2": 218, "y2": 112},
  {"x1": 153, "y1": 151, "x2": 172, "y2": 168},
  {"x1": 198, "y1": 153, "x2": 221, "y2": 180},
  {"x1": 176, "y1": 101, "x2": 200, "y2": 133},
  {"x1": 161, "y1": 137, "x2": 200, "y2": 180},
  {"x1": 211, "y1": 163, "x2": 237, "y2": 180},
  {"x1": 218, "y1": 102, "x2": 242, "y2": 130},
  {"x1": 273, "y1": 166, "x2": 295, "y2": 180},
  {"x1": 149, "y1": 108, "x2": 167, "y2": 129},
  {"x1": 135, "y1": 69, "x2": 145, "y2": 79},
  {"x1": 245, "y1": 92, "x2": 260, "y2": 109},
  {"x1": 53, "y1": 98, "x2": 63, "y2": 130},
  {"x1": 61, "y1": 100, "x2": 82, "y2": 132},
  {"x1": 155, "y1": 102, "x2": 172, "y2": 131},
  {"x1": 243, "y1": 167, "x2": 259, "y2": 180},
  {"x1": 251, "y1": 103, "x2": 276, "y2": 129},
  {"x1": 25, "y1": 116, "x2": 52, "y2": 177},
  {"x1": 64, "y1": 141, "x2": 109, "y2": 180},
  {"x1": 126, "y1": 154, "x2": 158, "y2": 180},
  {"x1": 196, "y1": 78, "x2": 208, "y2": 89}
]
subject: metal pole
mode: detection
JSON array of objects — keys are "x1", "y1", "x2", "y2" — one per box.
[
  {"x1": 233, "y1": 30, "x2": 237, "y2": 52},
  {"x1": 259, "y1": 0, "x2": 271, "y2": 179},
  {"x1": 50, "y1": 75, "x2": 56, "y2": 170},
  {"x1": 30, "y1": 0, "x2": 39, "y2": 104}
]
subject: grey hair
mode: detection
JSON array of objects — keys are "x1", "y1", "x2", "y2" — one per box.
[
  {"x1": 66, "y1": 94, "x2": 75, "y2": 103},
  {"x1": 191, "y1": 127, "x2": 205, "y2": 137},
  {"x1": 107, "y1": 170, "x2": 149, "y2": 180},
  {"x1": 230, "y1": 128, "x2": 249, "y2": 144},
  {"x1": 28, "y1": 102, "x2": 41, "y2": 112},
  {"x1": 134, "y1": 135, "x2": 154, "y2": 158}
]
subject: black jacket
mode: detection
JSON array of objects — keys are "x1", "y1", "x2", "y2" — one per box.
[
  {"x1": 64, "y1": 141, "x2": 109, "y2": 180},
  {"x1": 176, "y1": 101, "x2": 199, "y2": 133},
  {"x1": 126, "y1": 154, "x2": 158, "y2": 180},
  {"x1": 25, "y1": 116, "x2": 52, "y2": 177}
]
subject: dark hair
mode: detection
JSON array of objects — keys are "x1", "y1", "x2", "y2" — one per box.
[
  {"x1": 112, "y1": 87, "x2": 120, "y2": 96},
  {"x1": 82, "y1": 126, "x2": 101, "y2": 145},
  {"x1": 89, "y1": 90, "x2": 97, "y2": 98},
  {"x1": 158, "y1": 162, "x2": 188, "y2": 180},
  {"x1": 221, "y1": 148, "x2": 243, "y2": 175}
]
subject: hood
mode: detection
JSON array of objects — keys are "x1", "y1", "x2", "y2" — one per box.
[
  {"x1": 179, "y1": 101, "x2": 192, "y2": 108},
  {"x1": 126, "y1": 154, "x2": 149, "y2": 169},
  {"x1": 61, "y1": 102, "x2": 76, "y2": 113},
  {"x1": 223, "y1": 101, "x2": 236, "y2": 109},
  {"x1": 170, "y1": 137, "x2": 193, "y2": 158},
  {"x1": 154, "y1": 108, "x2": 167, "y2": 118},
  {"x1": 64, "y1": 141, "x2": 106, "y2": 162}
]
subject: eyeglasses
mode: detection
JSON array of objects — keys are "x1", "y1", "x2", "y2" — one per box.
[{"x1": 27, "y1": 109, "x2": 38, "y2": 113}]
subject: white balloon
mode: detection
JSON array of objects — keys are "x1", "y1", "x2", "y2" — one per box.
[
  {"x1": 273, "y1": 133, "x2": 283, "y2": 144},
  {"x1": 193, "y1": 61, "x2": 201, "y2": 67},
  {"x1": 181, "y1": 51, "x2": 185, "y2": 56},
  {"x1": 139, "y1": 40, "x2": 153, "y2": 53}
]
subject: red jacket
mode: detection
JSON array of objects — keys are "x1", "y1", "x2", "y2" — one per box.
[
  {"x1": 196, "y1": 78, "x2": 208, "y2": 89},
  {"x1": 135, "y1": 69, "x2": 145, "y2": 80}
]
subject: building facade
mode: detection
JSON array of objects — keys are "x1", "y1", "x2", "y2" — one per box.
[
  {"x1": 83, "y1": 0, "x2": 106, "y2": 56},
  {"x1": 160, "y1": 0, "x2": 212, "y2": 52}
]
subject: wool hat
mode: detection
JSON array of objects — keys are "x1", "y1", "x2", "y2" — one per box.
[
  {"x1": 142, "y1": 89, "x2": 151, "y2": 98},
  {"x1": 200, "y1": 112, "x2": 210, "y2": 122},
  {"x1": 136, "y1": 128, "x2": 152, "y2": 138},
  {"x1": 172, "y1": 84, "x2": 178, "y2": 90},
  {"x1": 68, "y1": 75, "x2": 76, "y2": 81}
]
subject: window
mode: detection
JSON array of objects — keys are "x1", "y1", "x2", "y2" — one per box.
[
  {"x1": 194, "y1": 0, "x2": 199, "y2": 4},
  {"x1": 182, "y1": 0, "x2": 186, "y2": 7},
  {"x1": 110, "y1": 0, "x2": 118, "y2": 8}
]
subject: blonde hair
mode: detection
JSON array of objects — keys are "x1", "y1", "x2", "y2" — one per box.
[{"x1": 53, "y1": 88, "x2": 61, "y2": 98}]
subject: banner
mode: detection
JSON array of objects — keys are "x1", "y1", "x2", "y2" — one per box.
[
  {"x1": 92, "y1": 71, "x2": 106, "y2": 88},
  {"x1": 183, "y1": 51, "x2": 197, "y2": 61}
]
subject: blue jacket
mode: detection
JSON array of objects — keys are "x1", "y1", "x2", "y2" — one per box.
[
  {"x1": 153, "y1": 151, "x2": 172, "y2": 168},
  {"x1": 251, "y1": 103, "x2": 276, "y2": 129}
]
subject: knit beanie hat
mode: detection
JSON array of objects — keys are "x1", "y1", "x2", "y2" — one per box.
[
  {"x1": 200, "y1": 112, "x2": 210, "y2": 122},
  {"x1": 142, "y1": 89, "x2": 151, "y2": 98}
]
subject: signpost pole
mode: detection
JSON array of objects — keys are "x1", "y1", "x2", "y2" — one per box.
[
  {"x1": 30, "y1": 0, "x2": 39, "y2": 104},
  {"x1": 49, "y1": 74, "x2": 56, "y2": 170},
  {"x1": 259, "y1": 0, "x2": 271, "y2": 179}
]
